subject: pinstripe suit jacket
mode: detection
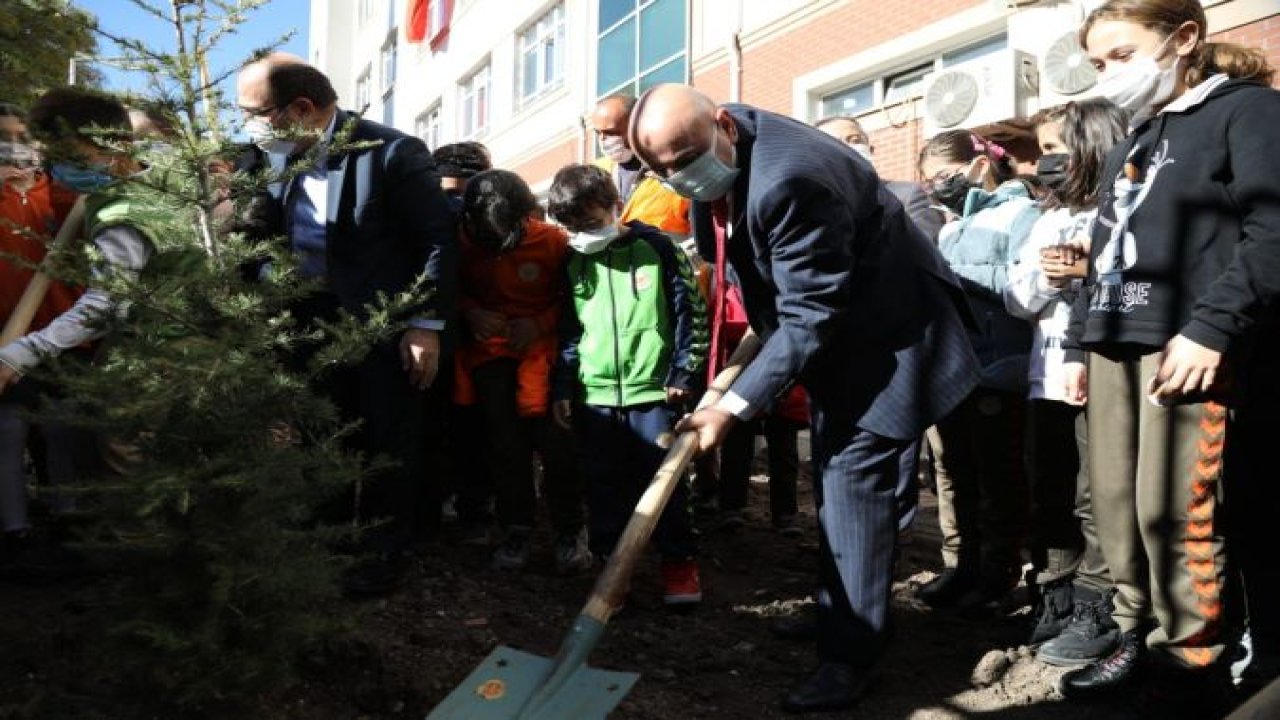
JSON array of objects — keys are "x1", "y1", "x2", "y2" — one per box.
[{"x1": 694, "y1": 105, "x2": 979, "y2": 440}]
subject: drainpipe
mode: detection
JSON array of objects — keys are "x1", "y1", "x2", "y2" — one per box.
[
  {"x1": 577, "y1": 114, "x2": 588, "y2": 164},
  {"x1": 684, "y1": 0, "x2": 694, "y2": 83},
  {"x1": 728, "y1": 30, "x2": 743, "y2": 102}
]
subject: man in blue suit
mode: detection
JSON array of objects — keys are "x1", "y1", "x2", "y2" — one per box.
[
  {"x1": 236, "y1": 55, "x2": 456, "y2": 594},
  {"x1": 630, "y1": 85, "x2": 978, "y2": 713}
]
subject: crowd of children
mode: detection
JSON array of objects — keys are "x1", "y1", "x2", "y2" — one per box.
[{"x1": 2, "y1": 0, "x2": 1278, "y2": 714}]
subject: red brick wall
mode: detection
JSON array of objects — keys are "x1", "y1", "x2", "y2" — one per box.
[
  {"x1": 1211, "y1": 13, "x2": 1280, "y2": 87},
  {"x1": 506, "y1": 135, "x2": 579, "y2": 188}
]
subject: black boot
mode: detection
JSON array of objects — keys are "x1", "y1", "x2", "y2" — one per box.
[
  {"x1": 1029, "y1": 577, "x2": 1081, "y2": 645},
  {"x1": 781, "y1": 662, "x2": 873, "y2": 714},
  {"x1": 1038, "y1": 589, "x2": 1121, "y2": 667},
  {"x1": 1058, "y1": 628, "x2": 1143, "y2": 699},
  {"x1": 919, "y1": 567, "x2": 977, "y2": 608}
]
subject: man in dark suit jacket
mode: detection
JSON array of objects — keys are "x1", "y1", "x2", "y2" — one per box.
[
  {"x1": 630, "y1": 85, "x2": 978, "y2": 713},
  {"x1": 236, "y1": 55, "x2": 456, "y2": 593}
]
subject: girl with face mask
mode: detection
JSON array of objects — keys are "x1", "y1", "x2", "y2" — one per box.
[
  {"x1": 914, "y1": 130, "x2": 1042, "y2": 611},
  {"x1": 1057, "y1": 0, "x2": 1279, "y2": 708},
  {"x1": 1003, "y1": 99, "x2": 1131, "y2": 667}
]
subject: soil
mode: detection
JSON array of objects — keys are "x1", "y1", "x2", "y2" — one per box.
[{"x1": 0, "y1": 436, "x2": 1139, "y2": 720}]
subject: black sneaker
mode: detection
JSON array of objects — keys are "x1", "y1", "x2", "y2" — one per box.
[
  {"x1": 918, "y1": 567, "x2": 977, "y2": 607},
  {"x1": 1038, "y1": 590, "x2": 1121, "y2": 667},
  {"x1": 1058, "y1": 629, "x2": 1143, "y2": 699},
  {"x1": 1029, "y1": 578, "x2": 1082, "y2": 645}
]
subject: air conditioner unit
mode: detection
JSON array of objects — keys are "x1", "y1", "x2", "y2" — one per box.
[
  {"x1": 1036, "y1": 30, "x2": 1098, "y2": 110},
  {"x1": 922, "y1": 48, "x2": 1038, "y2": 137}
]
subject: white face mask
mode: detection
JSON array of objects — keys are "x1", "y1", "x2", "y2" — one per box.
[
  {"x1": 569, "y1": 217, "x2": 621, "y2": 255},
  {"x1": 850, "y1": 143, "x2": 873, "y2": 164},
  {"x1": 661, "y1": 126, "x2": 739, "y2": 202},
  {"x1": 244, "y1": 117, "x2": 298, "y2": 156},
  {"x1": 599, "y1": 135, "x2": 634, "y2": 165},
  {"x1": 1094, "y1": 33, "x2": 1181, "y2": 112}
]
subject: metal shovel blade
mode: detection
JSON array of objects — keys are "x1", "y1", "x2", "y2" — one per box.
[{"x1": 426, "y1": 645, "x2": 639, "y2": 720}]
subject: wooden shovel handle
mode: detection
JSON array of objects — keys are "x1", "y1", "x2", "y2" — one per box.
[
  {"x1": 582, "y1": 331, "x2": 763, "y2": 623},
  {"x1": 1, "y1": 197, "x2": 86, "y2": 346}
]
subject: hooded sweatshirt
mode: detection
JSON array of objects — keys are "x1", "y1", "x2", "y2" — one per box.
[{"x1": 1064, "y1": 76, "x2": 1280, "y2": 365}]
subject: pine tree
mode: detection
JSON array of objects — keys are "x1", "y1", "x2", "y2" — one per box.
[{"x1": 28, "y1": 0, "x2": 431, "y2": 711}]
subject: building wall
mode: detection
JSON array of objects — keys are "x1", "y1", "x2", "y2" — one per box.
[{"x1": 310, "y1": 0, "x2": 1279, "y2": 188}]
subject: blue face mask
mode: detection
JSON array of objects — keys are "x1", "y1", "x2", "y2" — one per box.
[{"x1": 50, "y1": 162, "x2": 116, "y2": 193}]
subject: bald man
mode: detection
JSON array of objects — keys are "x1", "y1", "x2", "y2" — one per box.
[
  {"x1": 630, "y1": 85, "x2": 978, "y2": 713},
  {"x1": 236, "y1": 54, "x2": 456, "y2": 595}
]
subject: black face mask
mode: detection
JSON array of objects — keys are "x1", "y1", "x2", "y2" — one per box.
[
  {"x1": 1036, "y1": 153, "x2": 1069, "y2": 192},
  {"x1": 931, "y1": 173, "x2": 973, "y2": 216}
]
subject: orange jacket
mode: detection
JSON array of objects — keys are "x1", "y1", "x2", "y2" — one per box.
[
  {"x1": 1, "y1": 174, "x2": 81, "y2": 333},
  {"x1": 453, "y1": 218, "x2": 569, "y2": 416},
  {"x1": 595, "y1": 157, "x2": 691, "y2": 237}
]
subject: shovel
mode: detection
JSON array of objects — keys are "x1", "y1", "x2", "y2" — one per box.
[
  {"x1": 1, "y1": 196, "x2": 86, "y2": 345},
  {"x1": 427, "y1": 333, "x2": 763, "y2": 720}
]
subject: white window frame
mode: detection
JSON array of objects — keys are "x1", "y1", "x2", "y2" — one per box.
[
  {"x1": 429, "y1": 0, "x2": 449, "y2": 37},
  {"x1": 380, "y1": 34, "x2": 397, "y2": 93},
  {"x1": 355, "y1": 66, "x2": 372, "y2": 113},
  {"x1": 358, "y1": 0, "x2": 375, "y2": 25},
  {"x1": 459, "y1": 62, "x2": 491, "y2": 139},
  {"x1": 415, "y1": 103, "x2": 442, "y2": 150},
  {"x1": 818, "y1": 33, "x2": 1006, "y2": 119},
  {"x1": 517, "y1": 3, "x2": 566, "y2": 107}
]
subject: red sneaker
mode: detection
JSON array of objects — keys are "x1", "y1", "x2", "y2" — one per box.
[{"x1": 661, "y1": 558, "x2": 703, "y2": 605}]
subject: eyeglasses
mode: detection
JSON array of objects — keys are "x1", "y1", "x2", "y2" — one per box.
[{"x1": 926, "y1": 166, "x2": 967, "y2": 189}]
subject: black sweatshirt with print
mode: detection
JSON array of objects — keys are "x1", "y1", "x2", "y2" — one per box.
[{"x1": 1064, "y1": 77, "x2": 1280, "y2": 363}]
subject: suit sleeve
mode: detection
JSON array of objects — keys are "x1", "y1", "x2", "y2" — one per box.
[
  {"x1": 1181, "y1": 90, "x2": 1280, "y2": 352},
  {"x1": 725, "y1": 179, "x2": 855, "y2": 416},
  {"x1": 901, "y1": 182, "x2": 945, "y2": 243},
  {"x1": 384, "y1": 136, "x2": 457, "y2": 326}
]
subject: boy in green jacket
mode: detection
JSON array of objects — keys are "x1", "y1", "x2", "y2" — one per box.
[{"x1": 548, "y1": 164, "x2": 707, "y2": 605}]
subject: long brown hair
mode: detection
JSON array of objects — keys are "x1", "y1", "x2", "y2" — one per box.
[
  {"x1": 1060, "y1": 99, "x2": 1131, "y2": 213},
  {"x1": 1080, "y1": 0, "x2": 1274, "y2": 87}
]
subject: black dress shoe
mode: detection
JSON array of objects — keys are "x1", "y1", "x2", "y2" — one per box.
[
  {"x1": 1058, "y1": 629, "x2": 1143, "y2": 700},
  {"x1": 781, "y1": 662, "x2": 873, "y2": 714}
]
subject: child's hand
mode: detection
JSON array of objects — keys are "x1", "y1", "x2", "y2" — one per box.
[
  {"x1": 1063, "y1": 361, "x2": 1087, "y2": 406},
  {"x1": 552, "y1": 400, "x2": 573, "y2": 429},
  {"x1": 465, "y1": 308, "x2": 507, "y2": 341},
  {"x1": 0, "y1": 364, "x2": 19, "y2": 396},
  {"x1": 507, "y1": 317, "x2": 540, "y2": 353},
  {"x1": 665, "y1": 386, "x2": 690, "y2": 405}
]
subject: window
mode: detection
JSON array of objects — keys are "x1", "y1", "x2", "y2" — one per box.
[
  {"x1": 382, "y1": 91, "x2": 395, "y2": 126},
  {"x1": 358, "y1": 0, "x2": 375, "y2": 25},
  {"x1": 460, "y1": 63, "x2": 491, "y2": 138},
  {"x1": 821, "y1": 81, "x2": 875, "y2": 118},
  {"x1": 416, "y1": 104, "x2": 442, "y2": 150},
  {"x1": 355, "y1": 67, "x2": 372, "y2": 113},
  {"x1": 380, "y1": 36, "x2": 397, "y2": 92},
  {"x1": 883, "y1": 64, "x2": 932, "y2": 105},
  {"x1": 518, "y1": 3, "x2": 566, "y2": 106},
  {"x1": 430, "y1": 0, "x2": 450, "y2": 37},
  {"x1": 596, "y1": 0, "x2": 687, "y2": 98},
  {"x1": 818, "y1": 34, "x2": 1006, "y2": 118}
]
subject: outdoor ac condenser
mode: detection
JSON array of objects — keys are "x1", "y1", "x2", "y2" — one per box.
[{"x1": 921, "y1": 48, "x2": 1039, "y2": 137}]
